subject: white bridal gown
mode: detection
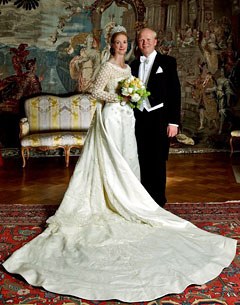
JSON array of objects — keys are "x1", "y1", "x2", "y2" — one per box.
[{"x1": 3, "y1": 62, "x2": 237, "y2": 302}]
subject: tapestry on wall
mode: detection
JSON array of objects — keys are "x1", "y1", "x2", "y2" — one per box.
[{"x1": 0, "y1": 0, "x2": 240, "y2": 152}]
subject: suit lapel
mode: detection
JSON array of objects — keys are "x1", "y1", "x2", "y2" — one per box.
[
  {"x1": 132, "y1": 52, "x2": 162, "y2": 82},
  {"x1": 147, "y1": 53, "x2": 162, "y2": 86},
  {"x1": 132, "y1": 60, "x2": 141, "y2": 77}
]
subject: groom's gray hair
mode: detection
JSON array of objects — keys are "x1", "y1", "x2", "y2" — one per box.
[{"x1": 137, "y1": 28, "x2": 157, "y2": 39}]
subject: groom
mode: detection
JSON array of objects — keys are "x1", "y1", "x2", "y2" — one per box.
[{"x1": 130, "y1": 27, "x2": 181, "y2": 207}]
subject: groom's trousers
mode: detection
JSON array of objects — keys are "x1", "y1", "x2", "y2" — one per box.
[{"x1": 134, "y1": 108, "x2": 169, "y2": 207}]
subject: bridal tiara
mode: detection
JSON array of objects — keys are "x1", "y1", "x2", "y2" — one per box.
[{"x1": 110, "y1": 25, "x2": 127, "y2": 37}]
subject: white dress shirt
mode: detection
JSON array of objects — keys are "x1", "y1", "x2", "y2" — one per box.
[{"x1": 138, "y1": 50, "x2": 157, "y2": 111}]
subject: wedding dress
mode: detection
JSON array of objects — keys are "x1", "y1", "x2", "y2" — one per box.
[{"x1": 3, "y1": 62, "x2": 237, "y2": 302}]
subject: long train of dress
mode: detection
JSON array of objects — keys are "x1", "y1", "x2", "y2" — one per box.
[{"x1": 2, "y1": 63, "x2": 237, "y2": 302}]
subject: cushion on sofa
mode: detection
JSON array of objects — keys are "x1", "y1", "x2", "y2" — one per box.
[{"x1": 21, "y1": 131, "x2": 87, "y2": 147}]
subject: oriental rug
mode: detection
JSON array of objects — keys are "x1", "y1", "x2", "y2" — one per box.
[{"x1": 0, "y1": 201, "x2": 239, "y2": 305}]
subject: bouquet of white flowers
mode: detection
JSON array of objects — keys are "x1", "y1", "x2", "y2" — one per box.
[{"x1": 117, "y1": 76, "x2": 150, "y2": 109}]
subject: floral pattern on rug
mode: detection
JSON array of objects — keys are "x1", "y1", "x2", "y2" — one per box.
[{"x1": 0, "y1": 202, "x2": 239, "y2": 305}]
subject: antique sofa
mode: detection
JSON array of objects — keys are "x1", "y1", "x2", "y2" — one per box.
[{"x1": 19, "y1": 94, "x2": 97, "y2": 167}]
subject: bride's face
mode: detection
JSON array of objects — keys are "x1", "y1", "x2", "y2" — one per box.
[{"x1": 112, "y1": 34, "x2": 128, "y2": 56}]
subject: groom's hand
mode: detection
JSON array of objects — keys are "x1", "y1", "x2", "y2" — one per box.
[{"x1": 167, "y1": 125, "x2": 178, "y2": 137}]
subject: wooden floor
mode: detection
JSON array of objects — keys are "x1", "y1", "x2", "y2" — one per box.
[{"x1": 0, "y1": 152, "x2": 240, "y2": 205}]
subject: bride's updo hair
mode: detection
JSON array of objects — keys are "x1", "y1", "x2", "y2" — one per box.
[{"x1": 110, "y1": 25, "x2": 128, "y2": 55}]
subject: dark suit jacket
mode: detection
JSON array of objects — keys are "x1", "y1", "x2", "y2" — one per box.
[
  {"x1": 131, "y1": 52, "x2": 181, "y2": 129},
  {"x1": 130, "y1": 51, "x2": 181, "y2": 161}
]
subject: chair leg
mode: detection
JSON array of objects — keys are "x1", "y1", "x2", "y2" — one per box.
[
  {"x1": 21, "y1": 147, "x2": 28, "y2": 167},
  {"x1": 65, "y1": 146, "x2": 70, "y2": 167}
]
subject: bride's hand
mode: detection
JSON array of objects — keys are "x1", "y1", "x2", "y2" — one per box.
[
  {"x1": 120, "y1": 96, "x2": 130, "y2": 106},
  {"x1": 122, "y1": 96, "x2": 131, "y2": 103}
]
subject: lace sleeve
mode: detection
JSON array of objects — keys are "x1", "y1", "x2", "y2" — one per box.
[{"x1": 91, "y1": 63, "x2": 119, "y2": 103}]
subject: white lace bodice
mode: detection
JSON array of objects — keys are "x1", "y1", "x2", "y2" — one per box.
[
  {"x1": 91, "y1": 62, "x2": 131, "y2": 103},
  {"x1": 91, "y1": 61, "x2": 140, "y2": 179}
]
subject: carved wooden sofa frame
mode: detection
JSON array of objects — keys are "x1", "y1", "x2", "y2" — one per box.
[{"x1": 19, "y1": 94, "x2": 96, "y2": 167}]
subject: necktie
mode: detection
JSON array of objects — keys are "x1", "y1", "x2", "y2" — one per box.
[
  {"x1": 139, "y1": 56, "x2": 150, "y2": 111},
  {"x1": 140, "y1": 56, "x2": 149, "y2": 64},
  {"x1": 139, "y1": 56, "x2": 149, "y2": 83}
]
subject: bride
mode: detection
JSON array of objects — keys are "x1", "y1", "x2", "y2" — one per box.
[{"x1": 3, "y1": 26, "x2": 237, "y2": 302}]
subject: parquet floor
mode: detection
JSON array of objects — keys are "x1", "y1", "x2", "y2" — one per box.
[{"x1": 0, "y1": 152, "x2": 239, "y2": 205}]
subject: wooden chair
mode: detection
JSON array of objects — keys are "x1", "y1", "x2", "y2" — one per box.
[{"x1": 230, "y1": 130, "x2": 240, "y2": 157}]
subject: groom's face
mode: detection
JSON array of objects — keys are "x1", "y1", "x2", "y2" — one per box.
[{"x1": 138, "y1": 29, "x2": 157, "y2": 57}]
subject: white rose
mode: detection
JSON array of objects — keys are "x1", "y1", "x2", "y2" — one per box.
[
  {"x1": 122, "y1": 88, "x2": 129, "y2": 96},
  {"x1": 128, "y1": 87, "x2": 133, "y2": 94},
  {"x1": 131, "y1": 93, "x2": 141, "y2": 102}
]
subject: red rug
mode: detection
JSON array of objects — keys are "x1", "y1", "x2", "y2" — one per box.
[{"x1": 0, "y1": 202, "x2": 239, "y2": 305}]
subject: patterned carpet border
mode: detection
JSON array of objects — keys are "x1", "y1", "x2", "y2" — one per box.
[
  {"x1": 0, "y1": 204, "x2": 57, "y2": 225},
  {"x1": 165, "y1": 200, "x2": 240, "y2": 222},
  {"x1": 0, "y1": 201, "x2": 239, "y2": 225}
]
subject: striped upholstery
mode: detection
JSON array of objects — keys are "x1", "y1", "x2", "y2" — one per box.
[
  {"x1": 20, "y1": 94, "x2": 97, "y2": 167},
  {"x1": 24, "y1": 95, "x2": 96, "y2": 132}
]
